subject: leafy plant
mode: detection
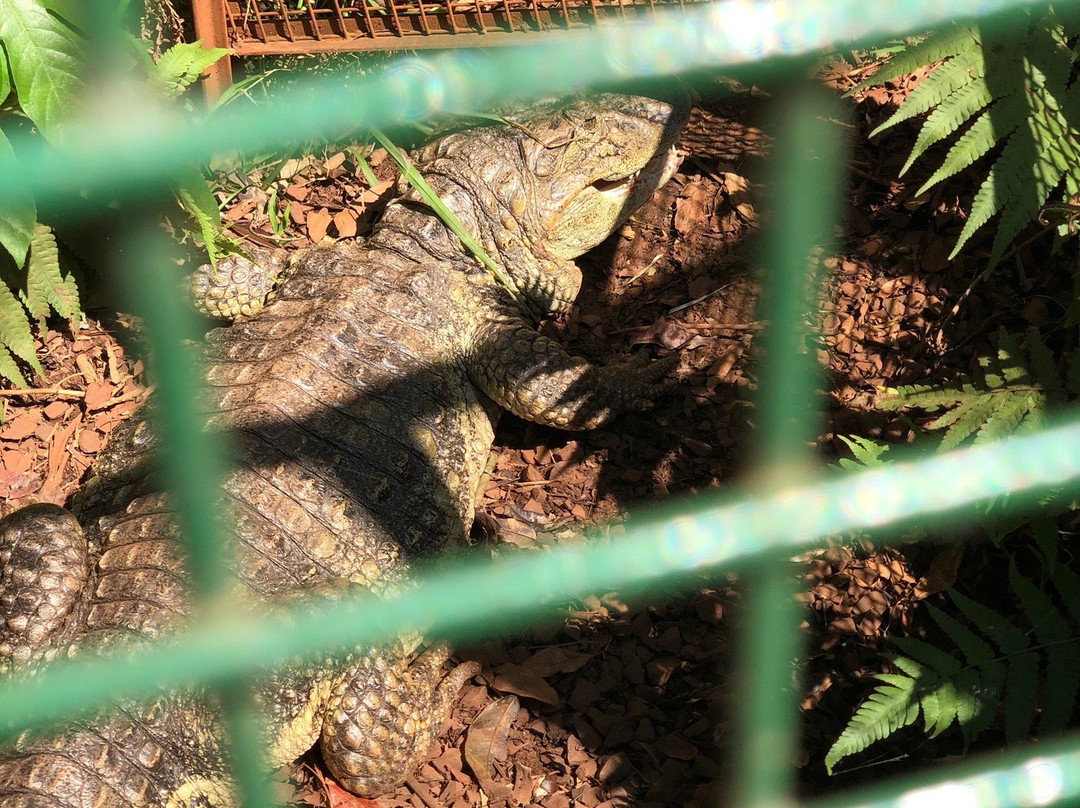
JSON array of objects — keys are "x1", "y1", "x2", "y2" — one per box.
[
  {"x1": 878, "y1": 328, "x2": 1076, "y2": 451},
  {"x1": 826, "y1": 562, "x2": 1080, "y2": 773},
  {"x1": 0, "y1": 0, "x2": 228, "y2": 386},
  {"x1": 850, "y1": 8, "x2": 1080, "y2": 267}
]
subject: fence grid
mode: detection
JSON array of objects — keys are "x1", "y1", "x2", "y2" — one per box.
[{"x1": 1, "y1": 1, "x2": 1078, "y2": 807}]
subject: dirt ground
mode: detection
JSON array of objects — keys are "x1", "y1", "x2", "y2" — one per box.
[{"x1": 0, "y1": 59, "x2": 1073, "y2": 807}]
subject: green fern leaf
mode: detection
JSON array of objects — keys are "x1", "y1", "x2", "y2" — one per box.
[
  {"x1": 0, "y1": 279, "x2": 40, "y2": 386},
  {"x1": 1051, "y1": 564, "x2": 1080, "y2": 625},
  {"x1": 869, "y1": 48, "x2": 986, "y2": 138},
  {"x1": 977, "y1": 390, "x2": 1040, "y2": 443},
  {"x1": 916, "y1": 103, "x2": 1016, "y2": 196},
  {"x1": 151, "y1": 41, "x2": 231, "y2": 100},
  {"x1": 25, "y1": 223, "x2": 79, "y2": 324},
  {"x1": 848, "y1": 25, "x2": 979, "y2": 95},
  {"x1": 986, "y1": 138, "x2": 1068, "y2": 267},
  {"x1": 824, "y1": 667, "x2": 922, "y2": 773},
  {"x1": 0, "y1": 346, "x2": 23, "y2": 389},
  {"x1": 1040, "y1": 643, "x2": 1080, "y2": 735},
  {"x1": 919, "y1": 676, "x2": 961, "y2": 738},
  {"x1": 927, "y1": 603, "x2": 993, "y2": 664},
  {"x1": 903, "y1": 79, "x2": 999, "y2": 176},
  {"x1": 1012, "y1": 563, "x2": 1070, "y2": 643},
  {"x1": 949, "y1": 589, "x2": 1028, "y2": 653},
  {"x1": 1025, "y1": 328, "x2": 1063, "y2": 400},
  {"x1": 1003, "y1": 650, "x2": 1039, "y2": 741},
  {"x1": 836, "y1": 435, "x2": 891, "y2": 470},
  {"x1": 934, "y1": 393, "x2": 998, "y2": 450},
  {"x1": 964, "y1": 659, "x2": 1006, "y2": 742},
  {"x1": 891, "y1": 636, "x2": 963, "y2": 677},
  {"x1": 949, "y1": 126, "x2": 1035, "y2": 261},
  {"x1": 878, "y1": 382, "x2": 972, "y2": 412}
]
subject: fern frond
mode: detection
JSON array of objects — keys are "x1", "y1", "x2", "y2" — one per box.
[
  {"x1": 932, "y1": 393, "x2": 999, "y2": 451},
  {"x1": 25, "y1": 223, "x2": 80, "y2": 324},
  {"x1": 903, "y1": 80, "x2": 998, "y2": 176},
  {"x1": 824, "y1": 668, "x2": 922, "y2": 774},
  {"x1": 1041, "y1": 643, "x2": 1080, "y2": 734},
  {"x1": 828, "y1": 567, "x2": 1080, "y2": 771},
  {"x1": 870, "y1": 48, "x2": 985, "y2": 138},
  {"x1": 836, "y1": 435, "x2": 892, "y2": 470},
  {"x1": 1003, "y1": 650, "x2": 1039, "y2": 741},
  {"x1": 916, "y1": 106, "x2": 1007, "y2": 195},
  {"x1": 927, "y1": 603, "x2": 993, "y2": 664},
  {"x1": 0, "y1": 279, "x2": 41, "y2": 387},
  {"x1": 848, "y1": 25, "x2": 979, "y2": 94},
  {"x1": 879, "y1": 331, "x2": 1055, "y2": 449}
]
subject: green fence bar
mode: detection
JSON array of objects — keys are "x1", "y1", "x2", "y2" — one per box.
[
  {"x1": 736, "y1": 85, "x2": 845, "y2": 808},
  {"x1": 0, "y1": 411, "x2": 1078, "y2": 733},
  {"x1": 0, "y1": 0, "x2": 1065, "y2": 212}
]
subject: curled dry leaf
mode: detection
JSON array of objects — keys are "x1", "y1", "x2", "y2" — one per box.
[{"x1": 464, "y1": 695, "x2": 518, "y2": 800}]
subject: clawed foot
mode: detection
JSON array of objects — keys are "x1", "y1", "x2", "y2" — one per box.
[{"x1": 188, "y1": 248, "x2": 289, "y2": 322}]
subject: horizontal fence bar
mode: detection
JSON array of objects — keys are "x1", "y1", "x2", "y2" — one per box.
[
  {"x1": 807, "y1": 734, "x2": 1080, "y2": 808},
  {"x1": 0, "y1": 414, "x2": 1078, "y2": 733},
  {"x1": 0, "y1": 0, "x2": 1060, "y2": 211}
]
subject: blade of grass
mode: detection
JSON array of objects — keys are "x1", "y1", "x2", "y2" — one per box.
[{"x1": 370, "y1": 127, "x2": 530, "y2": 316}]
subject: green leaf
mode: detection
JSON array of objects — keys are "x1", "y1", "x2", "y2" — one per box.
[
  {"x1": 371, "y1": 126, "x2": 530, "y2": 315},
  {"x1": 26, "y1": 222, "x2": 78, "y2": 322},
  {"x1": 902, "y1": 79, "x2": 998, "y2": 176},
  {"x1": 0, "y1": 344, "x2": 23, "y2": 387},
  {"x1": 1002, "y1": 649, "x2": 1038, "y2": 742},
  {"x1": 0, "y1": 276, "x2": 40, "y2": 384},
  {"x1": 0, "y1": 130, "x2": 35, "y2": 265},
  {"x1": 848, "y1": 25, "x2": 979, "y2": 96},
  {"x1": 151, "y1": 40, "x2": 230, "y2": 100},
  {"x1": 927, "y1": 603, "x2": 993, "y2": 665},
  {"x1": 0, "y1": 0, "x2": 86, "y2": 143},
  {"x1": 0, "y1": 45, "x2": 11, "y2": 105},
  {"x1": 175, "y1": 167, "x2": 225, "y2": 266},
  {"x1": 916, "y1": 105, "x2": 1012, "y2": 196},
  {"x1": 949, "y1": 588, "x2": 1029, "y2": 653},
  {"x1": 1039, "y1": 642, "x2": 1080, "y2": 735},
  {"x1": 870, "y1": 47, "x2": 985, "y2": 139},
  {"x1": 824, "y1": 667, "x2": 921, "y2": 774}
]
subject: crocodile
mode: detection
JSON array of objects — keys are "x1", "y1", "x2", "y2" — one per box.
[{"x1": 0, "y1": 92, "x2": 687, "y2": 808}]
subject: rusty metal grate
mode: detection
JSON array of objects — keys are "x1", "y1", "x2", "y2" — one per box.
[{"x1": 191, "y1": 0, "x2": 713, "y2": 98}]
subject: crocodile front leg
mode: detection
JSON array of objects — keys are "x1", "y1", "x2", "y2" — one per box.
[{"x1": 467, "y1": 311, "x2": 676, "y2": 431}]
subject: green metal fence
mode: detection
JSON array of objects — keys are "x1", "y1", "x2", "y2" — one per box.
[{"x1": 2, "y1": 0, "x2": 1080, "y2": 806}]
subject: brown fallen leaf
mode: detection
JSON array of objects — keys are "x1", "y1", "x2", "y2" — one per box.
[
  {"x1": 1, "y1": 412, "x2": 40, "y2": 440},
  {"x1": 0, "y1": 468, "x2": 40, "y2": 499},
  {"x1": 492, "y1": 663, "x2": 559, "y2": 705},
  {"x1": 307, "y1": 208, "x2": 333, "y2": 243},
  {"x1": 83, "y1": 381, "x2": 114, "y2": 411},
  {"x1": 333, "y1": 210, "x2": 357, "y2": 239},
  {"x1": 522, "y1": 646, "x2": 595, "y2": 677},
  {"x1": 305, "y1": 764, "x2": 378, "y2": 808},
  {"x1": 914, "y1": 542, "x2": 965, "y2": 599},
  {"x1": 632, "y1": 318, "x2": 707, "y2": 350},
  {"x1": 464, "y1": 695, "x2": 518, "y2": 800}
]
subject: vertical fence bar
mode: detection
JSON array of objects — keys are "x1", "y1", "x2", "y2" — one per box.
[
  {"x1": 118, "y1": 225, "x2": 273, "y2": 808},
  {"x1": 736, "y1": 85, "x2": 845, "y2": 808}
]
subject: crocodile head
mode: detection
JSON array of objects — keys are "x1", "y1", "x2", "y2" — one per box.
[{"x1": 409, "y1": 93, "x2": 688, "y2": 316}]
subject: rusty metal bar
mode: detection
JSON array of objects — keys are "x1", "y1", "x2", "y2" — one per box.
[{"x1": 191, "y1": 0, "x2": 233, "y2": 105}]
